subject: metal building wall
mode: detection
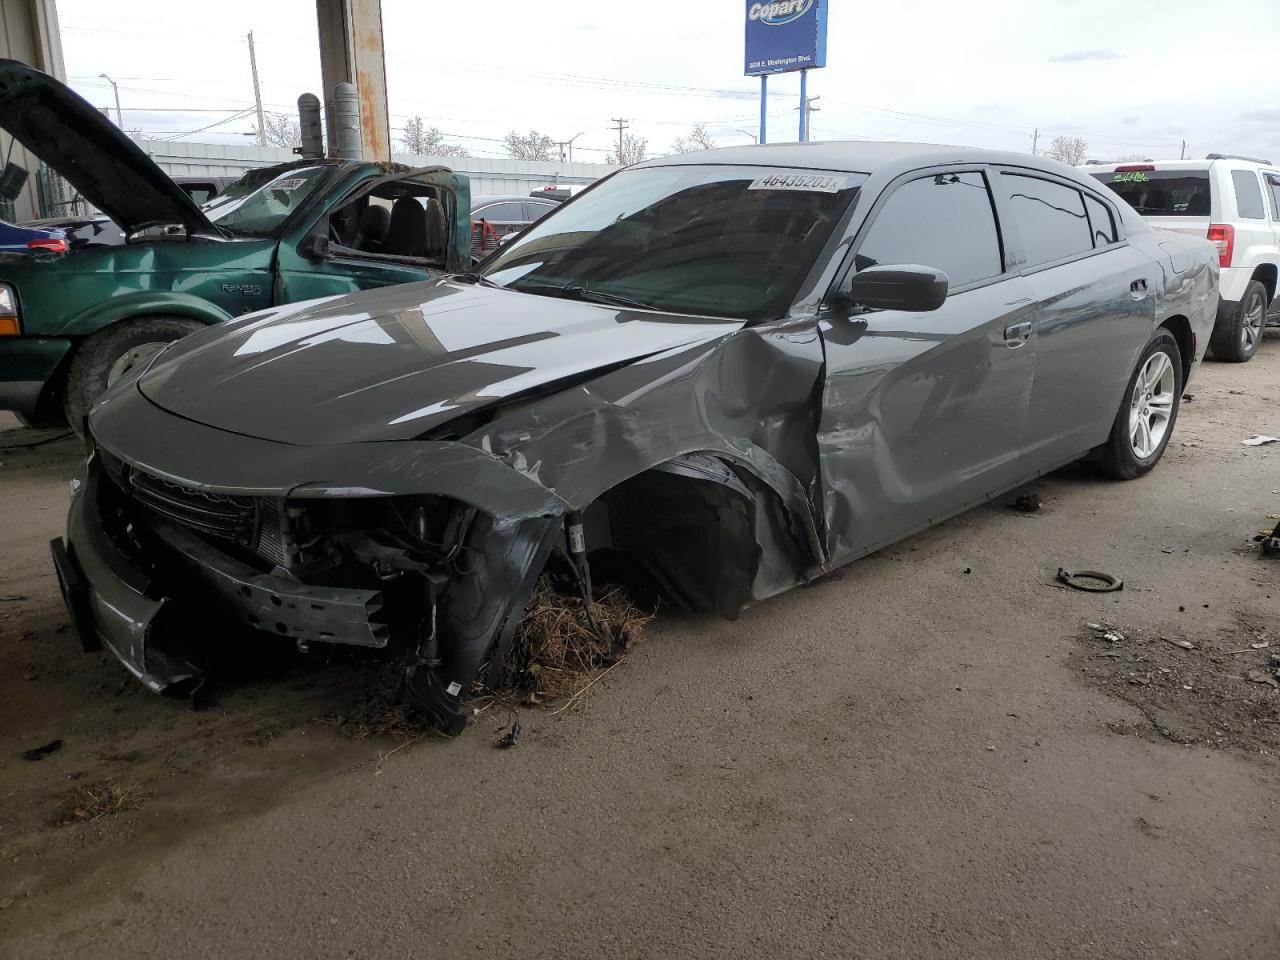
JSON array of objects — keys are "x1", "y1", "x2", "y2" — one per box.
[{"x1": 135, "y1": 141, "x2": 620, "y2": 197}]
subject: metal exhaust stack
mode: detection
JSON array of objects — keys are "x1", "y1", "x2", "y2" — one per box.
[
  {"x1": 295, "y1": 94, "x2": 324, "y2": 159},
  {"x1": 332, "y1": 82, "x2": 361, "y2": 160}
]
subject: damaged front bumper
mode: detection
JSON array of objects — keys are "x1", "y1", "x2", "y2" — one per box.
[{"x1": 56, "y1": 403, "x2": 572, "y2": 730}]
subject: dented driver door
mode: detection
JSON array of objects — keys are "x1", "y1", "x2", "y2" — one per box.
[{"x1": 816, "y1": 168, "x2": 1038, "y2": 565}]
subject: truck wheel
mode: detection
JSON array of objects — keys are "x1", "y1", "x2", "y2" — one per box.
[
  {"x1": 1096, "y1": 329, "x2": 1182, "y2": 480},
  {"x1": 1209, "y1": 280, "x2": 1267, "y2": 363},
  {"x1": 63, "y1": 316, "x2": 205, "y2": 435}
]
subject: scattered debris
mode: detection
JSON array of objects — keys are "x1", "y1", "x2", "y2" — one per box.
[
  {"x1": 21, "y1": 739, "x2": 62, "y2": 762},
  {"x1": 1245, "y1": 671, "x2": 1279, "y2": 689},
  {"x1": 496, "y1": 720, "x2": 522, "y2": 749},
  {"x1": 315, "y1": 670, "x2": 432, "y2": 742},
  {"x1": 1241, "y1": 435, "x2": 1279, "y2": 446},
  {"x1": 1160, "y1": 547, "x2": 1176, "y2": 554},
  {"x1": 983, "y1": 744, "x2": 996, "y2": 751},
  {"x1": 1087, "y1": 622, "x2": 1126, "y2": 643},
  {"x1": 1009, "y1": 493, "x2": 1043, "y2": 513},
  {"x1": 1161, "y1": 637, "x2": 1196, "y2": 651},
  {"x1": 501, "y1": 578, "x2": 652, "y2": 707},
  {"x1": 0, "y1": 594, "x2": 26, "y2": 602},
  {"x1": 1181, "y1": 393, "x2": 1194, "y2": 402},
  {"x1": 1251, "y1": 642, "x2": 1270, "y2": 650},
  {"x1": 1128, "y1": 673, "x2": 1153, "y2": 686},
  {"x1": 1057, "y1": 568, "x2": 1124, "y2": 592},
  {"x1": 50, "y1": 780, "x2": 146, "y2": 826}
]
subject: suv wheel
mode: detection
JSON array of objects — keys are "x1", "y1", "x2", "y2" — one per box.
[
  {"x1": 63, "y1": 316, "x2": 205, "y2": 436},
  {"x1": 1210, "y1": 280, "x2": 1267, "y2": 363},
  {"x1": 1096, "y1": 329, "x2": 1182, "y2": 480}
]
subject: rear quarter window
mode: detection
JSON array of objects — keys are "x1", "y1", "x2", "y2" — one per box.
[{"x1": 1231, "y1": 170, "x2": 1266, "y2": 219}]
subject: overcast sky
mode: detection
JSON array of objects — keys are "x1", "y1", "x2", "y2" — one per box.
[{"x1": 56, "y1": 0, "x2": 1279, "y2": 164}]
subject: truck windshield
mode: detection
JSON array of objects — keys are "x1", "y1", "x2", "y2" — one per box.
[
  {"x1": 203, "y1": 165, "x2": 332, "y2": 237},
  {"x1": 479, "y1": 164, "x2": 864, "y2": 321}
]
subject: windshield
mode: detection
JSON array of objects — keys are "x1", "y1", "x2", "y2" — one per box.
[
  {"x1": 479, "y1": 164, "x2": 864, "y2": 320},
  {"x1": 202, "y1": 165, "x2": 332, "y2": 237},
  {"x1": 1090, "y1": 169, "x2": 1211, "y2": 217}
]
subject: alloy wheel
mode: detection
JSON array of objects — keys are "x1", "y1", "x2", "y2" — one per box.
[
  {"x1": 1128, "y1": 351, "x2": 1175, "y2": 459},
  {"x1": 1242, "y1": 291, "x2": 1265, "y2": 352}
]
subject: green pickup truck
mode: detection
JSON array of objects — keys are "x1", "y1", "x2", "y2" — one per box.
[{"x1": 0, "y1": 60, "x2": 470, "y2": 429}]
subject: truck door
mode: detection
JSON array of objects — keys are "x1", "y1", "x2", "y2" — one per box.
[{"x1": 275, "y1": 168, "x2": 471, "y2": 303}]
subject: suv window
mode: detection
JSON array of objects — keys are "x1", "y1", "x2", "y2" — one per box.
[
  {"x1": 1083, "y1": 193, "x2": 1117, "y2": 247},
  {"x1": 854, "y1": 172, "x2": 1002, "y2": 288},
  {"x1": 1266, "y1": 174, "x2": 1280, "y2": 219},
  {"x1": 1088, "y1": 169, "x2": 1211, "y2": 216},
  {"x1": 1231, "y1": 170, "x2": 1266, "y2": 219},
  {"x1": 1002, "y1": 174, "x2": 1093, "y2": 266}
]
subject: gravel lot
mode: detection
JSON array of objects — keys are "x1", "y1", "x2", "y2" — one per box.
[{"x1": 1, "y1": 339, "x2": 1278, "y2": 959}]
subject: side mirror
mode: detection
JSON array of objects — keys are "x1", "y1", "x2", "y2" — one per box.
[
  {"x1": 841, "y1": 264, "x2": 949, "y2": 312},
  {"x1": 301, "y1": 234, "x2": 331, "y2": 260}
]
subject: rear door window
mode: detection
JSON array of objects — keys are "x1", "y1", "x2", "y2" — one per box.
[
  {"x1": 1089, "y1": 169, "x2": 1211, "y2": 216},
  {"x1": 854, "y1": 171, "x2": 1002, "y2": 288},
  {"x1": 473, "y1": 202, "x2": 524, "y2": 223},
  {"x1": 1083, "y1": 193, "x2": 1117, "y2": 247},
  {"x1": 1002, "y1": 174, "x2": 1093, "y2": 266},
  {"x1": 1231, "y1": 170, "x2": 1266, "y2": 219}
]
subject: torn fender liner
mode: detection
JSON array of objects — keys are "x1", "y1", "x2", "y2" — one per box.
[
  {"x1": 61, "y1": 471, "x2": 201, "y2": 694},
  {"x1": 404, "y1": 513, "x2": 560, "y2": 733}
]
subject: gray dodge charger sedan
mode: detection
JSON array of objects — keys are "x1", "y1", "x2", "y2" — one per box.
[{"x1": 52, "y1": 142, "x2": 1219, "y2": 730}]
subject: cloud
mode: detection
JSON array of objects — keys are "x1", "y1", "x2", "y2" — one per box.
[
  {"x1": 1049, "y1": 49, "x2": 1123, "y2": 62},
  {"x1": 974, "y1": 104, "x2": 1004, "y2": 113},
  {"x1": 1121, "y1": 115, "x2": 1138, "y2": 125},
  {"x1": 1240, "y1": 105, "x2": 1280, "y2": 124}
]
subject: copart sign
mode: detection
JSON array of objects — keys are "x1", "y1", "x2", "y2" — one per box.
[{"x1": 744, "y1": 0, "x2": 828, "y2": 77}]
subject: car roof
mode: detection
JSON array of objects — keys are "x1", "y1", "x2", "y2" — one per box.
[
  {"x1": 631, "y1": 140, "x2": 1091, "y2": 179},
  {"x1": 1081, "y1": 158, "x2": 1278, "y2": 174},
  {"x1": 471, "y1": 194, "x2": 536, "y2": 206}
]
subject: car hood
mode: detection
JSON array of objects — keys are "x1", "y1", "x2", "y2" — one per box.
[
  {"x1": 137, "y1": 281, "x2": 744, "y2": 445},
  {"x1": 0, "y1": 60, "x2": 214, "y2": 236}
]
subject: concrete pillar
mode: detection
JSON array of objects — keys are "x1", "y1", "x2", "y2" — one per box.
[
  {"x1": 0, "y1": 0, "x2": 67, "y2": 220},
  {"x1": 315, "y1": 0, "x2": 391, "y2": 162}
]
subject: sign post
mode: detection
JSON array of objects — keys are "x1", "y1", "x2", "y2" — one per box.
[{"x1": 744, "y1": 0, "x2": 828, "y2": 144}]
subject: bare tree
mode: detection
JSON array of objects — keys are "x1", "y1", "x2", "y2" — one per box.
[
  {"x1": 504, "y1": 129, "x2": 557, "y2": 161},
  {"x1": 401, "y1": 116, "x2": 470, "y2": 158},
  {"x1": 671, "y1": 122, "x2": 717, "y2": 154},
  {"x1": 260, "y1": 112, "x2": 301, "y2": 150},
  {"x1": 1046, "y1": 135, "x2": 1089, "y2": 166},
  {"x1": 607, "y1": 134, "x2": 648, "y2": 166}
]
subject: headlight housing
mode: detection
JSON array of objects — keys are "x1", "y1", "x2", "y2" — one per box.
[{"x1": 0, "y1": 283, "x2": 18, "y2": 335}]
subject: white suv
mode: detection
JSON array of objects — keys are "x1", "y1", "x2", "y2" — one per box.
[{"x1": 1082, "y1": 155, "x2": 1279, "y2": 362}]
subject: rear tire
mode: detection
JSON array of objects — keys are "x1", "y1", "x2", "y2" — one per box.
[
  {"x1": 63, "y1": 316, "x2": 205, "y2": 436},
  {"x1": 1209, "y1": 280, "x2": 1266, "y2": 363},
  {"x1": 1096, "y1": 329, "x2": 1182, "y2": 480}
]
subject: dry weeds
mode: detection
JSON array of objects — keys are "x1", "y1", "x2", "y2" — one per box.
[{"x1": 50, "y1": 780, "x2": 146, "y2": 827}]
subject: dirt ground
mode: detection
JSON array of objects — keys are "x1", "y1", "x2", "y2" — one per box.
[{"x1": 0, "y1": 337, "x2": 1278, "y2": 959}]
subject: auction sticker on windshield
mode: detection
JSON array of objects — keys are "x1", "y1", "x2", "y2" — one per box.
[{"x1": 748, "y1": 173, "x2": 846, "y2": 192}]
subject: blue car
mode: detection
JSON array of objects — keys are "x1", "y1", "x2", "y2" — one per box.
[{"x1": 0, "y1": 218, "x2": 66, "y2": 255}]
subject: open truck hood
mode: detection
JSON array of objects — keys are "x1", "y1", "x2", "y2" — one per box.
[
  {"x1": 0, "y1": 60, "x2": 215, "y2": 236},
  {"x1": 136, "y1": 280, "x2": 743, "y2": 445}
]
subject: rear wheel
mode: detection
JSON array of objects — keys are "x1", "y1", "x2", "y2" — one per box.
[
  {"x1": 1210, "y1": 280, "x2": 1267, "y2": 363},
  {"x1": 1096, "y1": 329, "x2": 1182, "y2": 480},
  {"x1": 63, "y1": 316, "x2": 205, "y2": 435}
]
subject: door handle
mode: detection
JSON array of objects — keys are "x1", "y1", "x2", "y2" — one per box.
[
  {"x1": 1129, "y1": 278, "x2": 1148, "y2": 300},
  {"x1": 1003, "y1": 320, "x2": 1032, "y2": 346}
]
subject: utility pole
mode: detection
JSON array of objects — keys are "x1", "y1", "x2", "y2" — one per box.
[
  {"x1": 1180, "y1": 139, "x2": 1186, "y2": 160},
  {"x1": 557, "y1": 131, "x2": 584, "y2": 163},
  {"x1": 803, "y1": 95, "x2": 821, "y2": 142},
  {"x1": 1031, "y1": 128, "x2": 1039, "y2": 155},
  {"x1": 247, "y1": 31, "x2": 267, "y2": 147},
  {"x1": 98, "y1": 73, "x2": 123, "y2": 128},
  {"x1": 610, "y1": 118, "x2": 629, "y2": 164}
]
